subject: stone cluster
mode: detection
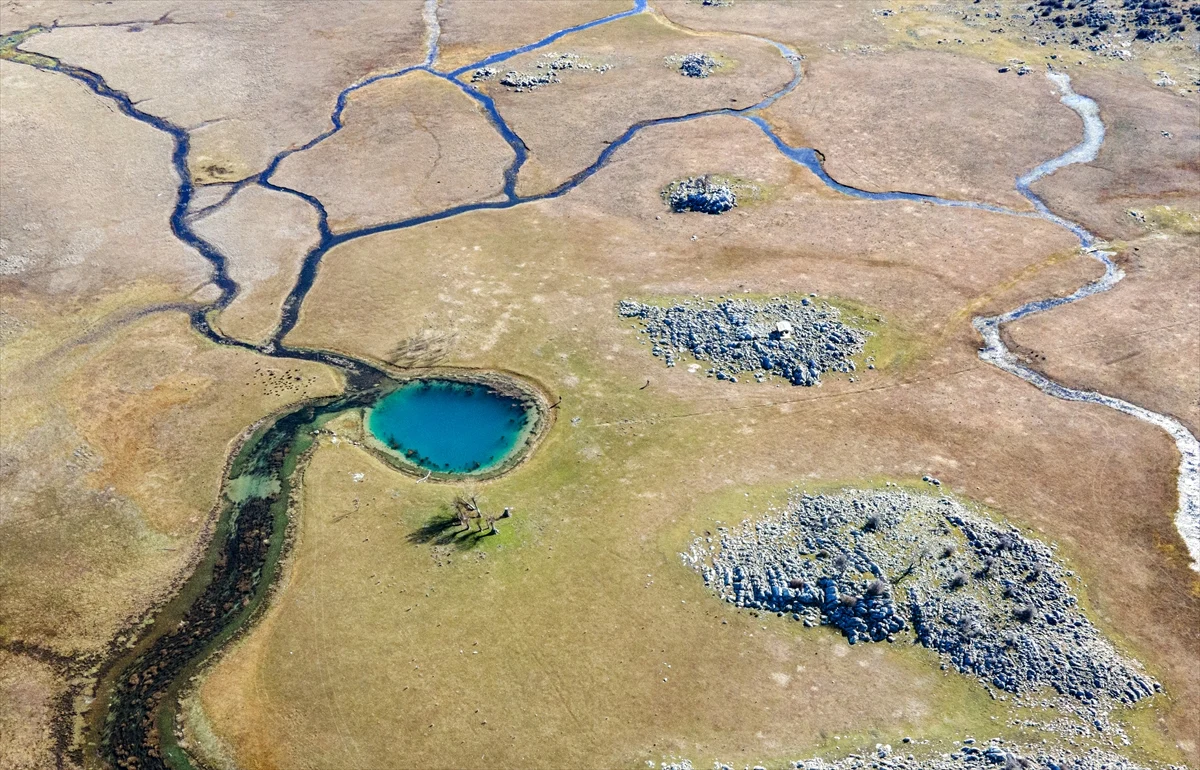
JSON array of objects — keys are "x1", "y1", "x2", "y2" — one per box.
[
  {"x1": 619, "y1": 296, "x2": 870, "y2": 386},
  {"x1": 480, "y1": 52, "x2": 612, "y2": 92},
  {"x1": 1025, "y1": 0, "x2": 1198, "y2": 41},
  {"x1": 657, "y1": 740, "x2": 1185, "y2": 769},
  {"x1": 978, "y1": 0, "x2": 1200, "y2": 58},
  {"x1": 666, "y1": 52, "x2": 721, "y2": 78},
  {"x1": 662, "y1": 175, "x2": 737, "y2": 214},
  {"x1": 682, "y1": 488, "x2": 1160, "y2": 705},
  {"x1": 499, "y1": 69, "x2": 559, "y2": 90}
]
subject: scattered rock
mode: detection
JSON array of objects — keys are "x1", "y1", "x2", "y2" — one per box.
[
  {"x1": 785, "y1": 741, "x2": 1183, "y2": 769},
  {"x1": 656, "y1": 739, "x2": 1184, "y2": 769},
  {"x1": 499, "y1": 69, "x2": 559, "y2": 90}
]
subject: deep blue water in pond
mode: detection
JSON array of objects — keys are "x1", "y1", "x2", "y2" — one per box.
[{"x1": 367, "y1": 379, "x2": 531, "y2": 474}]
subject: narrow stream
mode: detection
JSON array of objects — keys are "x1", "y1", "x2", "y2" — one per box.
[{"x1": 2, "y1": 2, "x2": 1197, "y2": 768}]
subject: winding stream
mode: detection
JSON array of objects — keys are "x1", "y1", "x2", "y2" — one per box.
[{"x1": 2, "y1": 1, "x2": 1197, "y2": 767}]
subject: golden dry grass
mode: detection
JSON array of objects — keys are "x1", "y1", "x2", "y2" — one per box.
[
  {"x1": 1, "y1": 312, "x2": 342, "y2": 656},
  {"x1": 0, "y1": 651, "x2": 60, "y2": 770}
]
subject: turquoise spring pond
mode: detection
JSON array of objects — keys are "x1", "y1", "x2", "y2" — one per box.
[{"x1": 366, "y1": 379, "x2": 533, "y2": 474}]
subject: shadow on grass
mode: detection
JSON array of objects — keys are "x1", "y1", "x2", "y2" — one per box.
[{"x1": 406, "y1": 510, "x2": 492, "y2": 551}]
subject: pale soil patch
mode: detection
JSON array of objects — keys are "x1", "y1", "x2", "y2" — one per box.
[
  {"x1": 0, "y1": 60, "x2": 207, "y2": 295},
  {"x1": 1031, "y1": 70, "x2": 1200, "y2": 241},
  {"x1": 434, "y1": 0, "x2": 629, "y2": 72},
  {"x1": 466, "y1": 13, "x2": 795, "y2": 197},
  {"x1": 0, "y1": 313, "x2": 340, "y2": 656},
  {"x1": 0, "y1": 651, "x2": 63, "y2": 770},
  {"x1": 193, "y1": 184, "x2": 321, "y2": 345},
  {"x1": 273, "y1": 70, "x2": 515, "y2": 233},
  {"x1": 1008, "y1": 235, "x2": 1200, "y2": 437},
  {"x1": 763, "y1": 50, "x2": 1082, "y2": 210},
  {"x1": 22, "y1": 1, "x2": 427, "y2": 181}
]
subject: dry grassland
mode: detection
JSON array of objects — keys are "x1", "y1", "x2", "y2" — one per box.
[
  {"x1": 273, "y1": 71, "x2": 516, "y2": 232},
  {"x1": 1032, "y1": 70, "x2": 1200, "y2": 241},
  {"x1": 193, "y1": 185, "x2": 322, "y2": 346},
  {"x1": 21, "y1": 1, "x2": 427, "y2": 181},
  {"x1": 3, "y1": 1, "x2": 1197, "y2": 767},
  {"x1": 763, "y1": 50, "x2": 1082, "y2": 210},
  {"x1": 1008, "y1": 235, "x2": 1200, "y2": 436},
  {"x1": 216, "y1": 117, "x2": 1200, "y2": 766},
  {"x1": 467, "y1": 13, "x2": 796, "y2": 197},
  {"x1": 434, "y1": 0, "x2": 629, "y2": 72}
]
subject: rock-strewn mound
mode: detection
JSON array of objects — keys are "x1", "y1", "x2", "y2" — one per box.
[
  {"x1": 619, "y1": 296, "x2": 870, "y2": 385},
  {"x1": 683, "y1": 488, "x2": 1160, "y2": 705},
  {"x1": 659, "y1": 740, "x2": 1184, "y2": 770},
  {"x1": 666, "y1": 52, "x2": 722, "y2": 78},
  {"x1": 662, "y1": 175, "x2": 737, "y2": 214}
]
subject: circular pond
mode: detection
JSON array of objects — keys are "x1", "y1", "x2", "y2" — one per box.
[{"x1": 366, "y1": 378, "x2": 537, "y2": 475}]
